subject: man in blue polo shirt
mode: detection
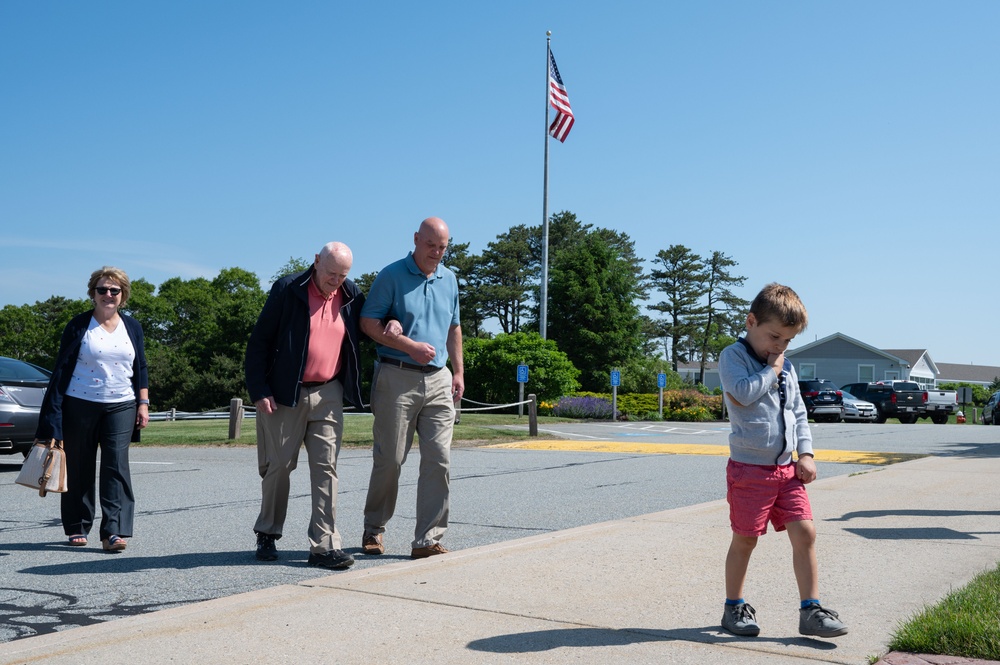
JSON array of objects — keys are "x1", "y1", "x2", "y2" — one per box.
[{"x1": 359, "y1": 217, "x2": 464, "y2": 559}]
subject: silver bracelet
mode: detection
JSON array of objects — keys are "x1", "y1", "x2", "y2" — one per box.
[{"x1": 138, "y1": 399, "x2": 150, "y2": 405}]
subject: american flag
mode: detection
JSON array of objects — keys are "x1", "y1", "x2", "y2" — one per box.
[{"x1": 548, "y1": 50, "x2": 574, "y2": 142}]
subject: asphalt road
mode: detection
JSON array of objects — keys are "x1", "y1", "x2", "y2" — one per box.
[{"x1": 1, "y1": 421, "x2": 995, "y2": 643}]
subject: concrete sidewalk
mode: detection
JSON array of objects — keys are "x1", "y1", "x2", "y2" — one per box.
[{"x1": 2, "y1": 453, "x2": 998, "y2": 665}]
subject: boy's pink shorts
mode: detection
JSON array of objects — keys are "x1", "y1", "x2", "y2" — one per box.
[{"x1": 726, "y1": 459, "x2": 813, "y2": 537}]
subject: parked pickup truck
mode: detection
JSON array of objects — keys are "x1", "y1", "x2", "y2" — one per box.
[
  {"x1": 839, "y1": 381, "x2": 927, "y2": 424},
  {"x1": 919, "y1": 388, "x2": 958, "y2": 424},
  {"x1": 878, "y1": 381, "x2": 957, "y2": 424}
]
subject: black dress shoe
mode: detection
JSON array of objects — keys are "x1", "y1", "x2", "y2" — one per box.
[
  {"x1": 308, "y1": 549, "x2": 355, "y2": 570},
  {"x1": 256, "y1": 533, "x2": 278, "y2": 561}
]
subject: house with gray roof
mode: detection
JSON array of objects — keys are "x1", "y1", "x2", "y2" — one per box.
[{"x1": 677, "y1": 333, "x2": 999, "y2": 392}]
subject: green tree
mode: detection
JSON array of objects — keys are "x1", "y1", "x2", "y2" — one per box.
[
  {"x1": 546, "y1": 232, "x2": 645, "y2": 392},
  {"x1": 648, "y1": 245, "x2": 707, "y2": 372},
  {"x1": 0, "y1": 304, "x2": 48, "y2": 365},
  {"x1": 691, "y1": 251, "x2": 748, "y2": 380},
  {"x1": 444, "y1": 240, "x2": 486, "y2": 338},
  {"x1": 271, "y1": 256, "x2": 311, "y2": 282},
  {"x1": 617, "y1": 355, "x2": 685, "y2": 394},
  {"x1": 463, "y1": 332, "x2": 579, "y2": 405},
  {"x1": 477, "y1": 225, "x2": 536, "y2": 334}
]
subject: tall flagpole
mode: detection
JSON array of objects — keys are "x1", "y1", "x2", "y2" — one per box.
[{"x1": 540, "y1": 31, "x2": 551, "y2": 339}]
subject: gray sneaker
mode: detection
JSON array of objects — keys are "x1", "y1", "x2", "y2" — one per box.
[
  {"x1": 722, "y1": 602, "x2": 760, "y2": 636},
  {"x1": 799, "y1": 604, "x2": 848, "y2": 638}
]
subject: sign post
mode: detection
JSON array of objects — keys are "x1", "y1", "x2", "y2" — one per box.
[
  {"x1": 657, "y1": 372, "x2": 666, "y2": 419},
  {"x1": 517, "y1": 363, "x2": 529, "y2": 417},
  {"x1": 610, "y1": 369, "x2": 621, "y2": 419}
]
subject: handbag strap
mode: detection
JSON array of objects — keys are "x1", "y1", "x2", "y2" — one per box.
[{"x1": 34, "y1": 438, "x2": 62, "y2": 497}]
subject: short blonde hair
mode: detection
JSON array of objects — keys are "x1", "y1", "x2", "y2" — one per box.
[
  {"x1": 87, "y1": 266, "x2": 132, "y2": 307},
  {"x1": 749, "y1": 283, "x2": 808, "y2": 332}
]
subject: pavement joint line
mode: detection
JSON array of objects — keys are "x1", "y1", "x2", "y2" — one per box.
[{"x1": 486, "y1": 440, "x2": 926, "y2": 466}]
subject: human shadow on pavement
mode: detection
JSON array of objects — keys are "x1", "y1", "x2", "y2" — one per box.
[
  {"x1": 825, "y1": 508, "x2": 1000, "y2": 540},
  {"x1": 828, "y1": 509, "x2": 1000, "y2": 521},
  {"x1": 11, "y1": 549, "x2": 407, "y2": 574},
  {"x1": 466, "y1": 625, "x2": 838, "y2": 653}
]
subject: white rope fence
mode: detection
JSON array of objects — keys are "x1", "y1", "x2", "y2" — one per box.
[{"x1": 163, "y1": 394, "x2": 541, "y2": 440}]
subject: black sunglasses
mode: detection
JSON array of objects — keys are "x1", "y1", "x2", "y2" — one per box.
[{"x1": 95, "y1": 287, "x2": 122, "y2": 296}]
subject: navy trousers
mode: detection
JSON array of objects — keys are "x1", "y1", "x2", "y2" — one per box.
[{"x1": 60, "y1": 396, "x2": 136, "y2": 539}]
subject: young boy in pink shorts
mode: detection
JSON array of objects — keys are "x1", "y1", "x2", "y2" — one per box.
[{"x1": 718, "y1": 283, "x2": 848, "y2": 638}]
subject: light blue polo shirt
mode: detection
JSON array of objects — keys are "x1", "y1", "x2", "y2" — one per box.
[{"x1": 361, "y1": 252, "x2": 461, "y2": 368}]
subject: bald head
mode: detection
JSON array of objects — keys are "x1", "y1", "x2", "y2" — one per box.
[
  {"x1": 318, "y1": 241, "x2": 353, "y2": 264},
  {"x1": 413, "y1": 217, "x2": 450, "y2": 276},
  {"x1": 312, "y1": 241, "x2": 353, "y2": 297}
]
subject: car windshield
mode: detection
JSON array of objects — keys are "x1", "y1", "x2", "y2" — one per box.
[{"x1": 0, "y1": 357, "x2": 51, "y2": 381}]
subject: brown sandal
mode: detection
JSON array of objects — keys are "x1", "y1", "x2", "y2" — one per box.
[{"x1": 102, "y1": 535, "x2": 127, "y2": 552}]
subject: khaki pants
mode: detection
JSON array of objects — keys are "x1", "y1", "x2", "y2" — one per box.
[
  {"x1": 364, "y1": 363, "x2": 454, "y2": 549},
  {"x1": 254, "y1": 379, "x2": 344, "y2": 553}
]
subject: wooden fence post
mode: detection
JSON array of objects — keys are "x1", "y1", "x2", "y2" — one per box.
[
  {"x1": 528, "y1": 394, "x2": 538, "y2": 437},
  {"x1": 229, "y1": 398, "x2": 243, "y2": 440}
]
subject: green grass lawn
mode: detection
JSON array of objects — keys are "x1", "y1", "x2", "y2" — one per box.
[
  {"x1": 139, "y1": 413, "x2": 569, "y2": 448},
  {"x1": 886, "y1": 563, "x2": 1000, "y2": 661}
]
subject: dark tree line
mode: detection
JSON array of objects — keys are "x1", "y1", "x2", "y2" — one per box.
[{"x1": 0, "y1": 211, "x2": 748, "y2": 408}]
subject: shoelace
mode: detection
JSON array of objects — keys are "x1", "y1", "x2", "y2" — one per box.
[
  {"x1": 735, "y1": 603, "x2": 756, "y2": 622},
  {"x1": 806, "y1": 605, "x2": 839, "y2": 620}
]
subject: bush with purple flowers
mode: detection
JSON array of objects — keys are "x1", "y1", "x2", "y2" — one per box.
[{"x1": 552, "y1": 395, "x2": 617, "y2": 419}]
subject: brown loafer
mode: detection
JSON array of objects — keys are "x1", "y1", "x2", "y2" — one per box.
[
  {"x1": 361, "y1": 533, "x2": 384, "y2": 555},
  {"x1": 410, "y1": 543, "x2": 448, "y2": 559}
]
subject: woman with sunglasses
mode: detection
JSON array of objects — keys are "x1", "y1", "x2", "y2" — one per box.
[{"x1": 36, "y1": 266, "x2": 150, "y2": 552}]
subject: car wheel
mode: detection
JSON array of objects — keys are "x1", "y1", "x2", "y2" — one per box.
[
  {"x1": 931, "y1": 414, "x2": 948, "y2": 425},
  {"x1": 830, "y1": 414, "x2": 842, "y2": 423},
  {"x1": 875, "y1": 411, "x2": 887, "y2": 424},
  {"x1": 900, "y1": 414, "x2": 918, "y2": 424}
]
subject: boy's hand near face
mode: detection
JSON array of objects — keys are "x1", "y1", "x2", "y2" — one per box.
[
  {"x1": 767, "y1": 351, "x2": 785, "y2": 377},
  {"x1": 796, "y1": 453, "x2": 817, "y2": 484}
]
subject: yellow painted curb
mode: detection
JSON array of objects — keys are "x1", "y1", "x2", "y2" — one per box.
[{"x1": 486, "y1": 440, "x2": 924, "y2": 466}]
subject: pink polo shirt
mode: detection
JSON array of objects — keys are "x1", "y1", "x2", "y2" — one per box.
[{"x1": 301, "y1": 279, "x2": 345, "y2": 384}]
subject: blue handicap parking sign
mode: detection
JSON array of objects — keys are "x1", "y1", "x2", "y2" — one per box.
[
  {"x1": 610, "y1": 370, "x2": 621, "y2": 387},
  {"x1": 517, "y1": 364, "x2": 529, "y2": 383},
  {"x1": 657, "y1": 372, "x2": 666, "y2": 388}
]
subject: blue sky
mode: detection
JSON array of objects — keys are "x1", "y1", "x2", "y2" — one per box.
[{"x1": 2, "y1": 2, "x2": 999, "y2": 367}]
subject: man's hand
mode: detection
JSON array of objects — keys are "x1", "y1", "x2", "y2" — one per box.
[
  {"x1": 255, "y1": 396, "x2": 277, "y2": 416},
  {"x1": 409, "y1": 342, "x2": 436, "y2": 365},
  {"x1": 384, "y1": 320, "x2": 403, "y2": 337},
  {"x1": 452, "y1": 373, "x2": 464, "y2": 404},
  {"x1": 796, "y1": 454, "x2": 817, "y2": 484}
]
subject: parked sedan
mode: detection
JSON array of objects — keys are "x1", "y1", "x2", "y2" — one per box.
[
  {"x1": 0, "y1": 356, "x2": 51, "y2": 457},
  {"x1": 797, "y1": 379, "x2": 844, "y2": 423},
  {"x1": 983, "y1": 391, "x2": 1000, "y2": 425},
  {"x1": 841, "y1": 390, "x2": 877, "y2": 423}
]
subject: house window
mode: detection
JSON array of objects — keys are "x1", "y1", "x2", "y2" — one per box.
[
  {"x1": 884, "y1": 370, "x2": 900, "y2": 380},
  {"x1": 859, "y1": 365, "x2": 875, "y2": 383},
  {"x1": 798, "y1": 363, "x2": 816, "y2": 380}
]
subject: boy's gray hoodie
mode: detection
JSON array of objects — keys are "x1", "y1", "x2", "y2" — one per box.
[{"x1": 719, "y1": 338, "x2": 813, "y2": 466}]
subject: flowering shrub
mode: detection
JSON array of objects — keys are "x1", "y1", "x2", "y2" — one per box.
[
  {"x1": 552, "y1": 396, "x2": 616, "y2": 419},
  {"x1": 538, "y1": 400, "x2": 557, "y2": 416},
  {"x1": 555, "y1": 390, "x2": 723, "y2": 421}
]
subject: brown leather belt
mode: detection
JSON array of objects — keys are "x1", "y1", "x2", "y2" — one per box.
[{"x1": 378, "y1": 357, "x2": 443, "y2": 373}]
